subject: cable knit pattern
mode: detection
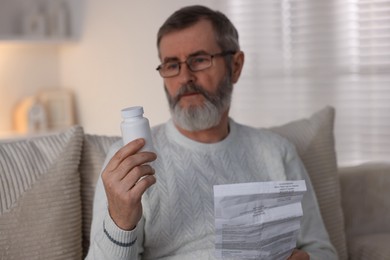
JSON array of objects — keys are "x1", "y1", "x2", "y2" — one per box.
[{"x1": 87, "y1": 119, "x2": 336, "y2": 260}]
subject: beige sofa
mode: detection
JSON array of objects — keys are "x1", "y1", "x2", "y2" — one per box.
[{"x1": 0, "y1": 106, "x2": 389, "y2": 260}]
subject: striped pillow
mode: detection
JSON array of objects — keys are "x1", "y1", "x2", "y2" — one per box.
[
  {"x1": 271, "y1": 106, "x2": 347, "y2": 260},
  {"x1": 0, "y1": 126, "x2": 84, "y2": 260}
]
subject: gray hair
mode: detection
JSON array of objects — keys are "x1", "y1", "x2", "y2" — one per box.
[{"x1": 157, "y1": 5, "x2": 240, "y2": 60}]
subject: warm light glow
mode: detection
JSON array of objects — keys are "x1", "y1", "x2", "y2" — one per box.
[
  {"x1": 0, "y1": 44, "x2": 18, "y2": 133},
  {"x1": 0, "y1": 44, "x2": 61, "y2": 134}
]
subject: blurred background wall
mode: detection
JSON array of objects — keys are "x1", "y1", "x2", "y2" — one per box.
[{"x1": 0, "y1": 44, "x2": 60, "y2": 133}]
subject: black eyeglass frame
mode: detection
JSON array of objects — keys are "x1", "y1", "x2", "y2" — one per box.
[{"x1": 156, "y1": 50, "x2": 236, "y2": 78}]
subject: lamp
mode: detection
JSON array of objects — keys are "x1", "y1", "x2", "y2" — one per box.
[{"x1": 12, "y1": 88, "x2": 75, "y2": 134}]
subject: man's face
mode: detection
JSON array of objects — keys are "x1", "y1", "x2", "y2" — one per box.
[{"x1": 158, "y1": 19, "x2": 233, "y2": 131}]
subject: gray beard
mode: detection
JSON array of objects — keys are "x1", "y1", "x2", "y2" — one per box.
[{"x1": 165, "y1": 75, "x2": 233, "y2": 131}]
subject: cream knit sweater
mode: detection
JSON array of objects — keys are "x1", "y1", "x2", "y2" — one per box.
[{"x1": 86, "y1": 119, "x2": 337, "y2": 260}]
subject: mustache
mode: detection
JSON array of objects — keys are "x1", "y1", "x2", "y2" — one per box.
[{"x1": 171, "y1": 83, "x2": 214, "y2": 107}]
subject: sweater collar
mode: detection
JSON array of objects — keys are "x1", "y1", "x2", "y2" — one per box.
[{"x1": 165, "y1": 118, "x2": 237, "y2": 152}]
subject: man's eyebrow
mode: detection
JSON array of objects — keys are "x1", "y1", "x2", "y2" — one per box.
[
  {"x1": 188, "y1": 50, "x2": 209, "y2": 57},
  {"x1": 162, "y1": 50, "x2": 210, "y2": 63},
  {"x1": 162, "y1": 56, "x2": 179, "y2": 63}
]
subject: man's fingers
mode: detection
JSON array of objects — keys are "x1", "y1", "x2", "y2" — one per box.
[
  {"x1": 111, "y1": 152, "x2": 156, "y2": 180},
  {"x1": 118, "y1": 175, "x2": 156, "y2": 208},
  {"x1": 102, "y1": 139, "x2": 157, "y2": 181},
  {"x1": 105, "y1": 138, "x2": 146, "y2": 172},
  {"x1": 130, "y1": 175, "x2": 156, "y2": 198},
  {"x1": 121, "y1": 164, "x2": 155, "y2": 189}
]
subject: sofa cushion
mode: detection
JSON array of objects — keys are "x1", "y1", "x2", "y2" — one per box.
[
  {"x1": 340, "y1": 162, "x2": 390, "y2": 237},
  {"x1": 348, "y1": 233, "x2": 390, "y2": 260},
  {"x1": 0, "y1": 126, "x2": 84, "y2": 260},
  {"x1": 79, "y1": 134, "x2": 120, "y2": 257},
  {"x1": 271, "y1": 106, "x2": 347, "y2": 260}
]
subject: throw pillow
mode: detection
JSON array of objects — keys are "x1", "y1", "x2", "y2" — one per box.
[
  {"x1": 0, "y1": 126, "x2": 84, "y2": 260},
  {"x1": 271, "y1": 106, "x2": 347, "y2": 260}
]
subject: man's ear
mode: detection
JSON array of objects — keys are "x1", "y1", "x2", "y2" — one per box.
[{"x1": 231, "y1": 51, "x2": 245, "y2": 83}]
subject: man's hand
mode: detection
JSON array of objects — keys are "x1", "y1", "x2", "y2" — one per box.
[
  {"x1": 102, "y1": 138, "x2": 157, "y2": 231},
  {"x1": 288, "y1": 249, "x2": 310, "y2": 260}
]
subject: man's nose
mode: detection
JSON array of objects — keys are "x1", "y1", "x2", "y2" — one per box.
[{"x1": 178, "y1": 62, "x2": 196, "y2": 83}]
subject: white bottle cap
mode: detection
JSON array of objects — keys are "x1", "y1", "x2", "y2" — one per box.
[{"x1": 121, "y1": 106, "x2": 143, "y2": 118}]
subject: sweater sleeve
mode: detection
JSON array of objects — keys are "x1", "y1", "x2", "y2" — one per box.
[
  {"x1": 85, "y1": 141, "x2": 144, "y2": 260},
  {"x1": 284, "y1": 144, "x2": 338, "y2": 260}
]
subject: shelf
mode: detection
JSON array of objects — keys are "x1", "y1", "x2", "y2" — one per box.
[
  {"x1": 0, "y1": 0, "x2": 82, "y2": 44},
  {"x1": 0, "y1": 35, "x2": 79, "y2": 44}
]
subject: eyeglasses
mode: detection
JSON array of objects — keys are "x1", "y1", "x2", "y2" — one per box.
[{"x1": 156, "y1": 51, "x2": 236, "y2": 78}]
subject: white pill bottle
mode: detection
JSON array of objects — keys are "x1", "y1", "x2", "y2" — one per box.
[{"x1": 120, "y1": 106, "x2": 154, "y2": 152}]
